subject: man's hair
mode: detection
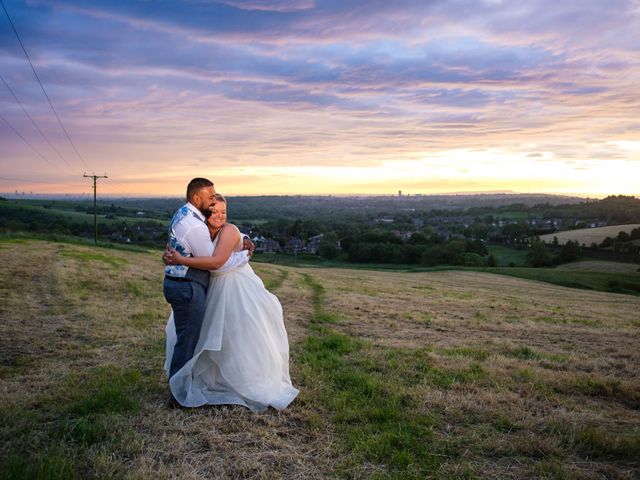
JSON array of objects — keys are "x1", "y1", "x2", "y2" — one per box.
[{"x1": 186, "y1": 178, "x2": 214, "y2": 200}]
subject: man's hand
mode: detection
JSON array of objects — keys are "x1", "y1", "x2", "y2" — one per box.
[
  {"x1": 162, "y1": 244, "x2": 172, "y2": 265},
  {"x1": 242, "y1": 237, "x2": 255, "y2": 258}
]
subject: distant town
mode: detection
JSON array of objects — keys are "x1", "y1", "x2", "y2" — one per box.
[{"x1": 1, "y1": 193, "x2": 639, "y2": 267}]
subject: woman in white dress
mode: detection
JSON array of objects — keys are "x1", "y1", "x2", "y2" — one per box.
[{"x1": 164, "y1": 194, "x2": 298, "y2": 412}]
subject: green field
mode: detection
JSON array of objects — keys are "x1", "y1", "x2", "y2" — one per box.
[
  {"x1": 486, "y1": 244, "x2": 529, "y2": 267},
  {"x1": 488, "y1": 267, "x2": 640, "y2": 296},
  {"x1": 0, "y1": 200, "x2": 165, "y2": 226}
]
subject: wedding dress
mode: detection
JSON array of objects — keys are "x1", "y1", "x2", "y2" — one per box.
[{"x1": 164, "y1": 237, "x2": 299, "y2": 412}]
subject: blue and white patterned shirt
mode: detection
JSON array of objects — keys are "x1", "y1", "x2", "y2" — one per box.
[
  {"x1": 165, "y1": 202, "x2": 250, "y2": 277},
  {"x1": 165, "y1": 203, "x2": 214, "y2": 278}
]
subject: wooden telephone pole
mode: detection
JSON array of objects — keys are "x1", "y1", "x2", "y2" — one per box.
[{"x1": 83, "y1": 173, "x2": 108, "y2": 244}]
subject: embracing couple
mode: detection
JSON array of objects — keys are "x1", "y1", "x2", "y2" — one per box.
[{"x1": 162, "y1": 177, "x2": 298, "y2": 411}]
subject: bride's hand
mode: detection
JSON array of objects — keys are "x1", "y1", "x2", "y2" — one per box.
[{"x1": 166, "y1": 248, "x2": 185, "y2": 265}]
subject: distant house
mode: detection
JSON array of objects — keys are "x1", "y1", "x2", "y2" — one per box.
[
  {"x1": 284, "y1": 237, "x2": 305, "y2": 254},
  {"x1": 306, "y1": 234, "x2": 324, "y2": 254},
  {"x1": 542, "y1": 218, "x2": 563, "y2": 228},
  {"x1": 251, "y1": 236, "x2": 281, "y2": 253},
  {"x1": 391, "y1": 230, "x2": 413, "y2": 240},
  {"x1": 435, "y1": 228, "x2": 464, "y2": 240},
  {"x1": 110, "y1": 233, "x2": 131, "y2": 243}
]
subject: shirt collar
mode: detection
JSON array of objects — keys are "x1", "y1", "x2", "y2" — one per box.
[{"x1": 185, "y1": 202, "x2": 206, "y2": 222}]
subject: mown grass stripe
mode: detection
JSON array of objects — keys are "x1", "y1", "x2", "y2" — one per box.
[{"x1": 298, "y1": 273, "x2": 454, "y2": 478}]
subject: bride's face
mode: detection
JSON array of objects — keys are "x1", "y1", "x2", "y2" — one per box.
[{"x1": 207, "y1": 201, "x2": 227, "y2": 229}]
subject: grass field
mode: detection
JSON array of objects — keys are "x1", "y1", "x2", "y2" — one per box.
[
  {"x1": 539, "y1": 224, "x2": 640, "y2": 245},
  {"x1": 556, "y1": 261, "x2": 640, "y2": 274},
  {"x1": 488, "y1": 267, "x2": 640, "y2": 296},
  {"x1": 0, "y1": 200, "x2": 165, "y2": 226},
  {"x1": 1, "y1": 239, "x2": 639, "y2": 479},
  {"x1": 252, "y1": 251, "x2": 640, "y2": 297},
  {"x1": 486, "y1": 245, "x2": 529, "y2": 267}
]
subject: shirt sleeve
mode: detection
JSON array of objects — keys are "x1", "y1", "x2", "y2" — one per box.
[
  {"x1": 174, "y1": 217, "x2": 214, "y2": 257},
  {"x1": 187, "y1": 224, "x2": 214, "y2": 257}
]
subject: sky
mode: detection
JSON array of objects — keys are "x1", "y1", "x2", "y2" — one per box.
[{"x1": 1, "y1": 0, "x2": 639, "y2": 198}]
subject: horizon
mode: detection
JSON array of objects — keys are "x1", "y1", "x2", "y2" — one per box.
[
  {"x1": 1, "y1": 1, "x2": 639, "y2": 197},
  {"x1": 1, "y1": 190, "x2": 633, "y2": 202}
]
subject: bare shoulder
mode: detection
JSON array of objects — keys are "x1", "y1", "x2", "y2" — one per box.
[{"x1": 218, "y1": 223, "x2": 241, "y2": 244}]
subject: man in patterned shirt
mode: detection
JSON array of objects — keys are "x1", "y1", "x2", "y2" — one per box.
[{"x1": 163, "y1": 178, "x2": 250, "y2": 408}]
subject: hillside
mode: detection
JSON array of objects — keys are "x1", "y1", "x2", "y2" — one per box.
[
  {"x1": 539, "y1": 224, "x2": 640, "y2": 245},
  {"x1": 1, "y1": 240, "x2": 639, "y2": 479}
]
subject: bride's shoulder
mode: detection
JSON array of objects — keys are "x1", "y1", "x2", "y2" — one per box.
[{"x1": 219, "y1": 223, "x2": 241, "y2": 240}]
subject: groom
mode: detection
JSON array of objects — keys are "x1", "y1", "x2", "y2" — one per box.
[{"x1": 163, "y1": 177, "x2": 251, "y2": 408}]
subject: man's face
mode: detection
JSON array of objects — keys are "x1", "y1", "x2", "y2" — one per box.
[{"x1": 194, "y1": 186, "x2": 216, "y2": 217}]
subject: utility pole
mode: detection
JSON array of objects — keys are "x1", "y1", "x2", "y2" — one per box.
[{"x1": 83, "y1": 173, "x2": 108, "y2": 244}]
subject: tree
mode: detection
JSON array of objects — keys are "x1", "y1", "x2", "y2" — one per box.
[
  {"x1": 469, "y1": 222, "x2": 489, "y2": 240},
  {"x1": 557, "y1": 240, "x2": 581, "y2": 264},
  {"x1": 407, "y1": 232, "x2": 429, "y2": 244},
  {"x1": 318, "y1": 232, "x2": 339, "y2": 259},
  {"x1": 465, "y1": 239, "x2": 488, "y2": 256},
  {"x1": 526, "y1": 240, "x2": 553, "y2": 267},
  {"x1": 457, "y1": 252, "x2": 485, "y2": 267},
  {"x1": 501, "y1": 222, "x2": 530, "y2": 243}
]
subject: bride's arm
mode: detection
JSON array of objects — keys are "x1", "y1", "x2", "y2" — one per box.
[{"x1": 168, "y1": 224, "x2": 241, "y2": 270}]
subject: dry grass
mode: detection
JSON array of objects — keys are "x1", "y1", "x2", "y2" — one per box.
[
  {"x1": 1, "y1": 239, "x2": 639, "y2": 479},
  {"x1": 299, "y1": 267, "x2": 640, "y2": 478},
  {"x1": 0, "y1": 241, "x2": 335, "y2": 479},
  {"x1": 539, "y1": 224, "x2": 640, "y2": 245}
]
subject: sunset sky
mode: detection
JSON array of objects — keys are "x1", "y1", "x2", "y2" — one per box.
[{"x1": 1, "y1": 0, "x2": 639, "y2": 198}]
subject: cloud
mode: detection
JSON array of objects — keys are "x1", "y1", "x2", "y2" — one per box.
[
  {"x1": 1, "y1": 0, "x2": 639, "y2": 195},
  {"x1": 214, "y1": 0, "x2": 316, "y2": 12}
]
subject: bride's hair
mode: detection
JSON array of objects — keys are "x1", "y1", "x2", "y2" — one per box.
[{"x1": 214, "y1": 193, "x2": 226, "y2": 204}]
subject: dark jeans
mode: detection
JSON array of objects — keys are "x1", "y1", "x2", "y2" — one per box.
[{"x1": 163, "y1": 278, "x2": 207, "y2": 378}]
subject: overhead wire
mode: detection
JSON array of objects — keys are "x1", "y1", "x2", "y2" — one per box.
[
  {"x1": 1, "y1": 74, "x2": 79, "y2": 176},
  {"x1": 0, "y1": 111, "x2": 66, "y2": 173},
  {"x1": 1, "y1": 0, "x2": 92, "y2": 173}
]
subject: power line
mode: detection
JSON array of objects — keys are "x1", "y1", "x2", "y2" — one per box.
[
  {"x1": 1, "y1": 0, "x2": 92, "y2": 172},
  {"x1": 0, "y1": 111, "x2": 65, "y2": 173},
  {"x1": 1, "y1": 74, "x2": 79, "y2": 175}
]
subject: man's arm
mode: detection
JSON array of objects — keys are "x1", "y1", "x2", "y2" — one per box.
[
  {"x1": 168, "y1": 226, "x2": 241, "y2": 270},
  {"x1": 174, "y1": 219, "x2": 214, "y2": 257}
]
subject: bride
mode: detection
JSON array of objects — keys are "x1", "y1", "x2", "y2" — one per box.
[{"x1": 164, "y1": 194, "x2": 298, "y2": 412}]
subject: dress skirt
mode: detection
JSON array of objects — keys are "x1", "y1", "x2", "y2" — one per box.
[{"x1": 165, "y1": 263, "x2": 299, "y2": 412}]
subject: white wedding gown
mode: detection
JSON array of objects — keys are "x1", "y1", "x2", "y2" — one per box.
[{"x1": 164, "y1": 241, "x2": 299, "y2": 412}]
